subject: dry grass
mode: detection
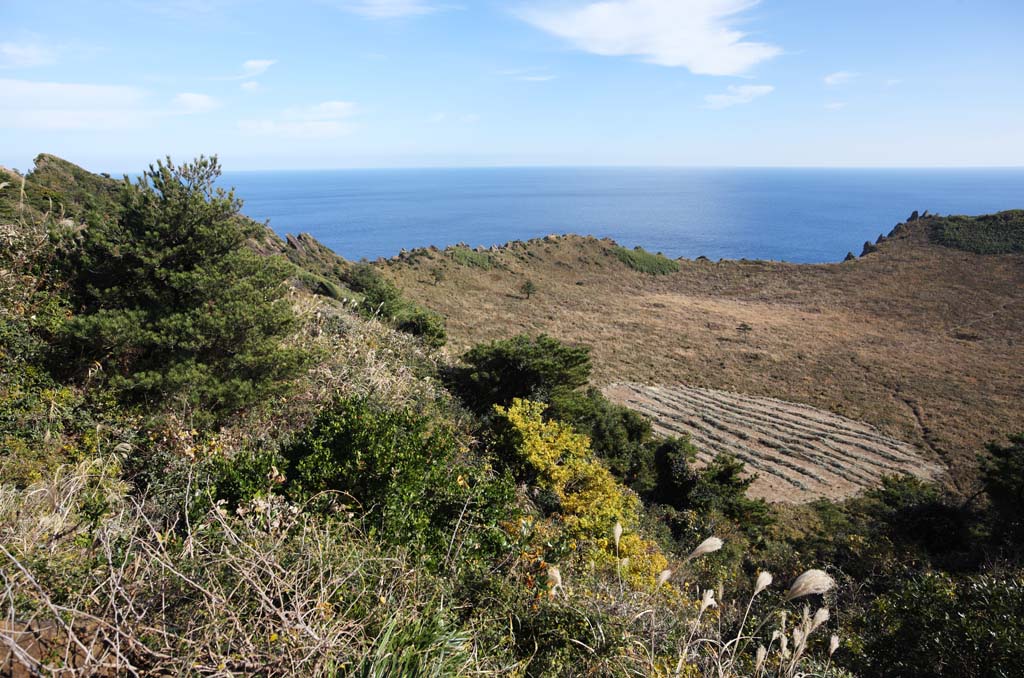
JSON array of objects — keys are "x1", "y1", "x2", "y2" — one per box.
[
  {"x1": 605, "y1": 382, "x2": 941, "y2": 503},
  {"x1": 383, "y1": 225, "x2": 1024, "y2": 497}
]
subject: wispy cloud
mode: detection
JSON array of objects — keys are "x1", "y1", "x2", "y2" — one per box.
[
  {"x1": 333, "y1": 0, "x2": 441, "y2": 18},
  {"x1": 824, "y1": 101, "x2": 847, "y2": 111},
  {"x1": 0, "y1": 41, "x2": 58, "y2": 69},
  {"x1": 824, "y1": 70, "x2": 858, "y2": 86},
  {"x1": 214, "y1": 59, "x2": 276, "y2": 81},
  {"x1": 240, "y1": 80, "x2": 261, "y2": 92},
  {"x1": 173, "y1": 92, "x2": 220, "y2": 113},
  {"x1": 239, "y1": 100, "x2": 357, "y2": 138},
  {"x1": 0, "y1": 79, "x2": 218, "y2": 130},
  {"x1": 0, "y1": 78, "x2": 148, "y2": 129},
  {"x1": 704, "y1": 84, "x2": 774, "y2": 109},
  {"x1": 498, "y1": 68, "x2": 557, "y2": 82},
  {"x1": 885, "y1": 78, "x2": 902, "y2": 87},
  {"x1": 517, "y1": 0, "x2": 781, "y2": 77}
]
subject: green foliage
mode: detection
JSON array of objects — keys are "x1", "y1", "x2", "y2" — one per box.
[
  {"x1": 396, "y1": 307, "x2": 447, "y2": 347},
  {"x1": 613, "y1": 245, "x2": 680, "y2": 275},
  {"x1": 449, "y1": 245, "x2": 495, "y2": 269},
  {"x1": 449, "y1": 334, "x2": 591, "y2": 415},
  {"x1": 855, "y1": 571, "x2": 1024, "y2": 678},
  {"x1": 344, "y1": 262, "x2": 447, "y2": 346},
  {"x1": 982, "y1": 434, "x2": 1024, "y2": 550},
  {"x1": 549, "y1": 387, "x2": 660, "y2": 494},
  {"x1": 520, "y1": 278, "x2": 537, "y2": 299},
  {"x1": 281, "y1": 397, "x2": 513, "y2": 562},
  {"x1": 55, "y1": 156, "x2": 305, "y2": 427},
  {"x1": 929, "y1": 210, "x2": 1024, "y2": 254}
]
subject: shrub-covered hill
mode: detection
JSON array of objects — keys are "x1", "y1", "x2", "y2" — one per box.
[
  {"x1": 2, "y1": 156, "x2": 1023, "y2": 677},
  {"x1": 923, "y1": 209, "x2": 1024, "y2": 254}
]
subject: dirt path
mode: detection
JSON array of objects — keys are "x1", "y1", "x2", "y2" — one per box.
[{"x1": 605, "y1": 382, "x2": 943, "y2": 503}]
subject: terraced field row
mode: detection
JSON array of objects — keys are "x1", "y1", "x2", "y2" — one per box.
[{"x1": 604, "y1": 383, "x2": 943, "y2": 503}]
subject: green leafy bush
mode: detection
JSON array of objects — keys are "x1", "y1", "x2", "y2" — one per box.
[
  {"x1": 448, "y1": 334, "x2": 591, "y2": 415},
  {"x1": 55, "y1": 157, "x2": 305, "y2": 427},
  {"x1": 855, "y1": 571, "x2": 1024, "y2": 678},
  {"x1": 449, "y1": 246, "x2": 496, "y2": 269},
  {"x1": 982, "y1": 434, "x2": 1024, "y2": 551},
  {"x1": 281, "y1": 397, "x2": 513, "y2": 562},
  {"x1": 613, "y1": 245, "x2": 680, "y2": 274},
  {"x1": 929, "y1": 210, "x2": 1024, "y2": 254},
  {"x1": 396, "y1": 307, "x2": 447, "y2": 347}
]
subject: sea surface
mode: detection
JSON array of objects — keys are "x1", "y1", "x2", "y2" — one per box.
[{"x1": 221, "y1": 168, "x2": 1024, "y2": 264}]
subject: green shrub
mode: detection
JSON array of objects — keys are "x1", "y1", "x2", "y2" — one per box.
[
  {"x1": 448, "y1": 334, "x2": 591, "y2": 415},
  {"x1": 982, "y1": 433, "x2": 1024, "y2": 551},
  {"x1": 396, "y1": 307, "x2": 447, "y2": 347},
  {"x1": 55, "y1": 156, "x2": 305, "y2": 427},
  {"x1": 613, "y1": 245, "x2": 680, "y2": 275},
  {"x1": 449, "y1": 246, "x2": 495, "y2": 269},
  {"x1": 854, "y1": 571, "x2": 1024, "y2": 678},
  {"x1": 282, "y1": 397, "x2": 513, "y2": 563},
  {"x1": 929, "y1": 211, "x2": 1024, "y2": 254}
]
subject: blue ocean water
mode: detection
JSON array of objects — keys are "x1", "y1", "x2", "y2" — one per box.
[{"x1": 221, "y1": 168, "x2": 1024, "y2": 264}]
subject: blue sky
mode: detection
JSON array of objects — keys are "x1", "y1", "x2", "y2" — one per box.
[{"x1": 1, "y1": 0, "x2": 1022, "y2": 171}]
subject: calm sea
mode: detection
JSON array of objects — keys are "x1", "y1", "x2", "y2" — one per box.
[{"x1": 221, "y1": 168, "x2": 1024, "y2": 264}]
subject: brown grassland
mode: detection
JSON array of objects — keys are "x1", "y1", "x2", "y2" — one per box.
[{"x1": 381, "y1": 221, "x2": 1024, "y2": 497}]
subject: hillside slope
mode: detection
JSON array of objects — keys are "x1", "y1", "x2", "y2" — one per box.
[{"x1": 383, "y1": 223, "x2": 1024, "y2": 493}]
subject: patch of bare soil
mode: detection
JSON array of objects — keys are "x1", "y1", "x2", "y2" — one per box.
[{"x1": 605, "y1": 382, "x2": 942, "y2": 503}]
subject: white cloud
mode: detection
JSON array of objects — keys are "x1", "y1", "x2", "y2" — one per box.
[
  {"x1": 0, "y1": 42, "x2": 58, "y2": 68},
  {"x1": 499, "y1": 69, "x2": 557, "y2": 82},
  {"x1": 0, "y1": 79, "x2": 218, "y2": 130},
  {"x1": 824, "y1": 101, "x2": 847, "y2": 111},
  {"x1": 242, "y1": 59, "x2": 275, "y2": 77},
  {"x1": 0, "y1": 78, "x2": 149, "y2": 129},
  {"x1": 704, "y1": 83, "x2": 773, "y2": 109},
  {"x1": 335, "y1": 0, "x2": 440, "y2": 18},
  {"x1": 824, "y1": 71, "x2": 858, "y2": 86},
  {"x1": 240, "y1": 80, "x2": 261, "y2": 92},
  {"x1": 517, "y1": 0, "x2": 781, "y2": 76},
  {"x1": 173, "y1": 92, "x2": 220, "y2": 113},
  {"x1": 239, "y1": 100, "x2": 357, "y2": 138}
]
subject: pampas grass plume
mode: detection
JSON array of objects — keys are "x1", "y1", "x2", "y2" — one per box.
[
  {"x1": 685, "y1": 536, "x2": 723, "y2": 562},
  {"x1": 656, "y1": 568, "x2": 672, "y2": 588},
  {"x1": 613, "y1": 521, "x2": 622, "y2": 550},
  {"x1": 829, "y1": 634, "x2": 840, "y2": 656},
  {"x1": 700, "y1": 589, "x2": 717, "y2": 613},
  {"x1": 547, "y1": 565, "x2": 562, "y2": 598},
  {"x1": 812, "y1": 607, "x2": 830, "y2": 632},
  {"x1": 754, "y1": 570, "x2": 773, "y2": 596},
  {"x1": 755, "y1": 645, "x2": 767, "y2": 674},
  {"x1": 786, "y1": 569, "x2": 835, "y2": 600}
]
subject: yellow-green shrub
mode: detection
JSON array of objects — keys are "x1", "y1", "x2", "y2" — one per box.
[{"x1": 494, "y1": 398, "x2": 667, "y2": 583}]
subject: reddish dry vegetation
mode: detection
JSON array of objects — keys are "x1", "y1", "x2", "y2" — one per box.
[{"x1": 384, "y1": 222, "x2": 1024, "y2": 499}]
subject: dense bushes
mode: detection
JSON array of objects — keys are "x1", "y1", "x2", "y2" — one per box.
[
  {"x1": 211, "y1": 397, "x2": 515, "y2": 565},
  {"x1": 928, "y1": 210, "x2": 1024, "y2": 254},
  {"x1": 55, "y1": 157, "x2": 305, "y2": 426},
  {"x1": 855, "y1": 572, "x2": 1024, "y2": 678},
  {"x1": 613, "y1": 245, "x2": 680, "y2": 274}
]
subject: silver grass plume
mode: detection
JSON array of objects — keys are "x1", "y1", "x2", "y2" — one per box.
[
  {"x1": 684, "y1": 536, "x2": 723, "y2": 562},
  {"x1": 700, "y1": 589, "x2": 717, "y2": 613},
  {"x1": 613, "y1": 521, "x2": 623, "y2": 550},
  {"x1": 785, "y1": 569, "x2": 835, "y2": 600},
  {"x1": 829, "y1": 634, "x2": 840, "y2": 656},
  {"x1": 656, "y1": 568, "x2": 673, "y2": 588},
  {"x1": 755, "y1": 645, "x2": 768, "y2": 675},
  {"x1": 812, "y1": 607, "x2": 830, "y2": 632},
  {"x1": 547, "y1": 566, "x2": 563, "y2": 598},
  {"x1": 754, "y1": 570, "x2": 773, "y2": 596}
]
